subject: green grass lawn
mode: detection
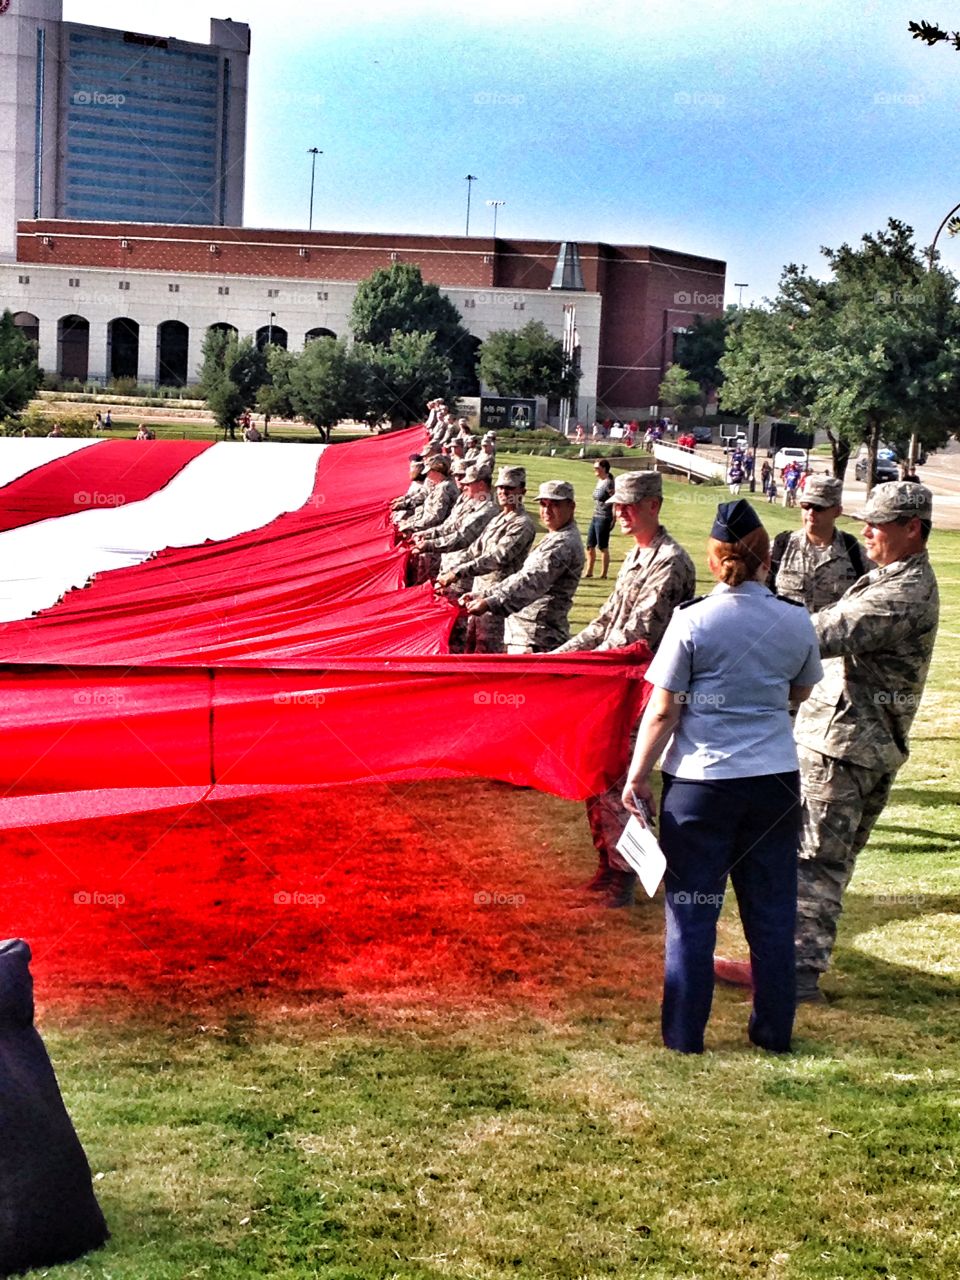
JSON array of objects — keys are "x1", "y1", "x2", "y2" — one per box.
[{"x1": 23, "y1": 453, "x2": 960, "y2": 1280}]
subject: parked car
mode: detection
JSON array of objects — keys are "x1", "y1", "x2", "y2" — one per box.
[
  {"x1": 691, "y1": 425, "x2": 713, "y2": 444},
  {"x1": 773, "y1": 446, "x2": 809, "y2": 472},
  {"x1": 854, "y1": 455, "x2": 899, "y2": 484},
  {"x1": 721, "y1": 430, "x2": 748, "y2": 449}
]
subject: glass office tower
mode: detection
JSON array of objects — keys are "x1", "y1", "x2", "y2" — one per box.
[{"x1": 0, "y1": 2, "x2": 249, "y2": 258}]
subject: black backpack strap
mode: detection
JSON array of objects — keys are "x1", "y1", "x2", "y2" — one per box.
[
  {"x1": 841, "y1": 530, "x2": 866, "y2": 578},
  {"x1": 768, "y1": 529, "x2": 791, "y2": 590}
]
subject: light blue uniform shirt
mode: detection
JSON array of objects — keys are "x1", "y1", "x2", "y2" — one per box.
[{"x1": 645, "y1": 580, "x2": 823, "y2": 780}]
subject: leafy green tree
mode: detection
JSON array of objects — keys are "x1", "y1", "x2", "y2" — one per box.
[
  {"x1": 255, "y1": 347, "x2": 300, "y2": 438},
  {"x1": 478, "y1": 320, "x2": 578, "y2": 399},
  {"x1": 657, "y1": 364, "x2": 703, "y2": 422},
  {"x1": 287, "y1": 337, "x2": 367, "y2": 439},
  {"x1": 199, "y1": 330, "x2": 268, "y2": 437},
  {"x1": 720, "y1": 219, "x2": 960, "y2": 485},
  {"x1": 0, "y1": 309, "x2": 42, "y2": 424},
  {"x1": 351, "y1": 263, "x2": 475, "y2": 393},
  {"x1": 673, "y1": 313, "x2": 731, "y2": 404},
  {"x1": 357, "y1": 331, "x2": 453, "y2": 429}
]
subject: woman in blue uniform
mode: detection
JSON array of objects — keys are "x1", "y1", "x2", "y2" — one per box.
[{"x1": 623, "y1": 500, "x2": 822, "y2": 1054}]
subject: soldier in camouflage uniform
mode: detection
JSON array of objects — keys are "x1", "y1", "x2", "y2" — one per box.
[
  {"x1": 410, "y1": 469, "x2": 497, "y2": 584},
  {"x1": 718, "y1": 482, "x2": 939, "y2": 1001},
  {"x1": 472, "y1": 437, "x2": 497, "y2": 483},
  {"x1": 460, "y1": 479, "x2": 584, "y2": 653},
  {"x1": 437, "y1": 465, "x2": 537, "y2": 653},
  {"x1": 768, "y1": 474, "x2": 873, "y2": 612},
  {"x1": 556, "y1": 471, "x2": 697, "y2": 908},
  {"x1": 390, "y1": 454, "x2": 428, "y2": 521},
  {"x1": 395, "y1": 455, "x2": 459, "y2": 538}
]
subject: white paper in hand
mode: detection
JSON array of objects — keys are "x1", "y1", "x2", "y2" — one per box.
[{"x1": 616, "y1": 815, "x2": 667, "y2": 898}]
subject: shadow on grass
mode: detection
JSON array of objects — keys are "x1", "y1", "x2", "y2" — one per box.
[
  {"x1": 889, "y1": 787, "x2": 960, "y2": 812},
  {"x1": 824, "y1": 889, "x2": 960, "y2": 1022},
  {"x1": 877, "y1": 823, "x2": 960, "y2": 851}
]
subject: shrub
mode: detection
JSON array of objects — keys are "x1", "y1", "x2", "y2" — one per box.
[
  {"x1": 107, "y1": 376, "x2": 136, "y2": 396},
  {"x1": 8, "y1": 406, "x2": 98, "y2": 437}
]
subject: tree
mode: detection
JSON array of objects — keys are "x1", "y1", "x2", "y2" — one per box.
[
  {"x1": 657, "y1": 364, "x2": 703, "y2": 421},
  {"x1": 478, "y1": 320, "x2": 578, "y2": 400},
  {"x1": 351, "y1": 262, "x2": 476, "y2": 394},
  {"x1": 0, "y1": 310, "x2": 42, "y2": 424},
  {"x1": 720, "y1": 220, "x2": 960, "y2": 486},
  {"x1": 673, "y1": 313, "x2": 731, "y2": 404},
  {"x1": 909, "y1": 18, "x2": 960, "y2": 49},
  {"x1": 199, "y1": 329, "x2": 267, "y2": 437},
  {"x1": 287, "y1": 337, "x2": 367, "y2": 439},
  {"x1": 255, "y1": 346, "x2": 298, "y2": 438},
  {"x1": 357, "y1": 331, "x2": 453, "y2": 429}
]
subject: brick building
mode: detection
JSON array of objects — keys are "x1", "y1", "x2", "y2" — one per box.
[{"x1": 5, "y1": 219, "x2": 726, "y2": 419}]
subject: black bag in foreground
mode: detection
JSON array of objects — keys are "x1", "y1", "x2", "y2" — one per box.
[{"x1": 0, "y1": 939, "x2": 108, "y2": 1275}]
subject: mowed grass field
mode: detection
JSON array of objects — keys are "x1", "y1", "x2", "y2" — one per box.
[{"x1": 17, "y1": 452, "x2": 960, "y2": 1280}]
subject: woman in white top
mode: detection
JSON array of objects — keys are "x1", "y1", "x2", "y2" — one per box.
[{"x1": 623, "y1": 500, "x2": 823, "y2": 1054}]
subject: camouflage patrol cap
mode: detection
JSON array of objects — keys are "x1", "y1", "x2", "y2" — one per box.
[
  {"x1": 450, "y1": 458, "x2": 468, "y2": 476},
  {"x1": 462, "y1": 466, "x2": 489, "y2": 485},
  {"x1": 426, "y1": 454, "x2": 451, "y2": 476},
  {"x1": 538, "y1": 480, "x2": 575, "y2": 501},
  {"x1": 496, "y1": 465, "x2": 526, "y2": 488},
  {"x1": 802, "y1": 474, "x2": 843, "y2": 508},
  {"x1": 605, "y1": 471, "x2": 663, "y2": 505},
  {"x1": 854, "y1": 481, "x2": 933, "y2": 524}
]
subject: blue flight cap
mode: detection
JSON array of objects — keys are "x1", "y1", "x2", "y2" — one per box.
[{"x1": 712, "y1": 499, "x2": 762, "y2": 542}]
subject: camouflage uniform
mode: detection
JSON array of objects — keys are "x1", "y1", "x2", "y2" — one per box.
[
  {"x1": 793, "y1": 550, "x2": 939, "y2": 977},
  {"x1": 480, "y1": 520, "x2": 585, "y2": 653},
  {"x1": 445, "y1": 507, "x2": 537, "y2": 652},
  {"x1": 473, "y1": 450, "x2": 496, "y2": 483},
  {"x1": 772, "y1": 528, "x2": 873, "y2": 613},
  {"x1": 414, "y1": 495, "x2": 498, "y2": 584},
  {"x1": 423, "y1": 496, "x2": 497, "y2": 563},
  {"x1": 555, "y1": 524, "x2": 697, "y2": 881},
  {"x1": 391, "y1": 477, "x2": 427, "y2": 520},
  {"x1": 396, "y1": 477, "x2": 459, "y2": 536},
  {"x1": 556, "y1": 528, "x2": 696, "y2": 654}
]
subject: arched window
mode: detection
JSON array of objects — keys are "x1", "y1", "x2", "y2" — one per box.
[
  {"x1": 158, "y1": 320, "x2": 190, "y2": 386},
  {"x1": 12, "y1": 312, "x2": 39, "y2": 347},
  {"x1": 107, "y1": 317, "x2": 140, "y2": 381},
  {"x1": 57, "y1": 315, "x2": 89, "y2": 380},
  {"x1": 304, "y1": 327, "x2": 337, "y2": 343},
  {"x1": 207, "y1": 322, "x2": 238, "y2": 338},
  {"x1": 256, "y1": 324, "x2": 288, "y2": 351}
]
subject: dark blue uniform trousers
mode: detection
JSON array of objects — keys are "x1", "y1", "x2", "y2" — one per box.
[{"x1": 659, "y1": 771, "x2": 801, "y2": 1054}]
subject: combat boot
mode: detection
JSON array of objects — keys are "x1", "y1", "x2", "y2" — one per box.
[
  {"x1": 599, "y1": 869, "x2": 636, "y2": 909},
  {"x1": 580, "y1": 851, "x2": 613, "y2": 892},
  {"x1": 795, "y1": 969, "x2": 827, "y2": 1004}
]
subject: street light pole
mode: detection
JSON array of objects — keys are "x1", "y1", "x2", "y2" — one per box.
[
  {"x1": 268, "y1": 311, "x2": 276, "y2": 346},
  {"x1": 734, "y1": 282, "x2": 749, "y2": 308},
  {"x1": 927, "y1": 200, "x2": 960, "y2": 266},
  {"x1": 465, "y1": 174, "x2": 477, "y2": 235},
  {"x1": 307, "y1": 147, "x2": 322, "y2": 231},
  {"x1": 486, "y1": 199, "x2": 505, "y2": 236}
]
